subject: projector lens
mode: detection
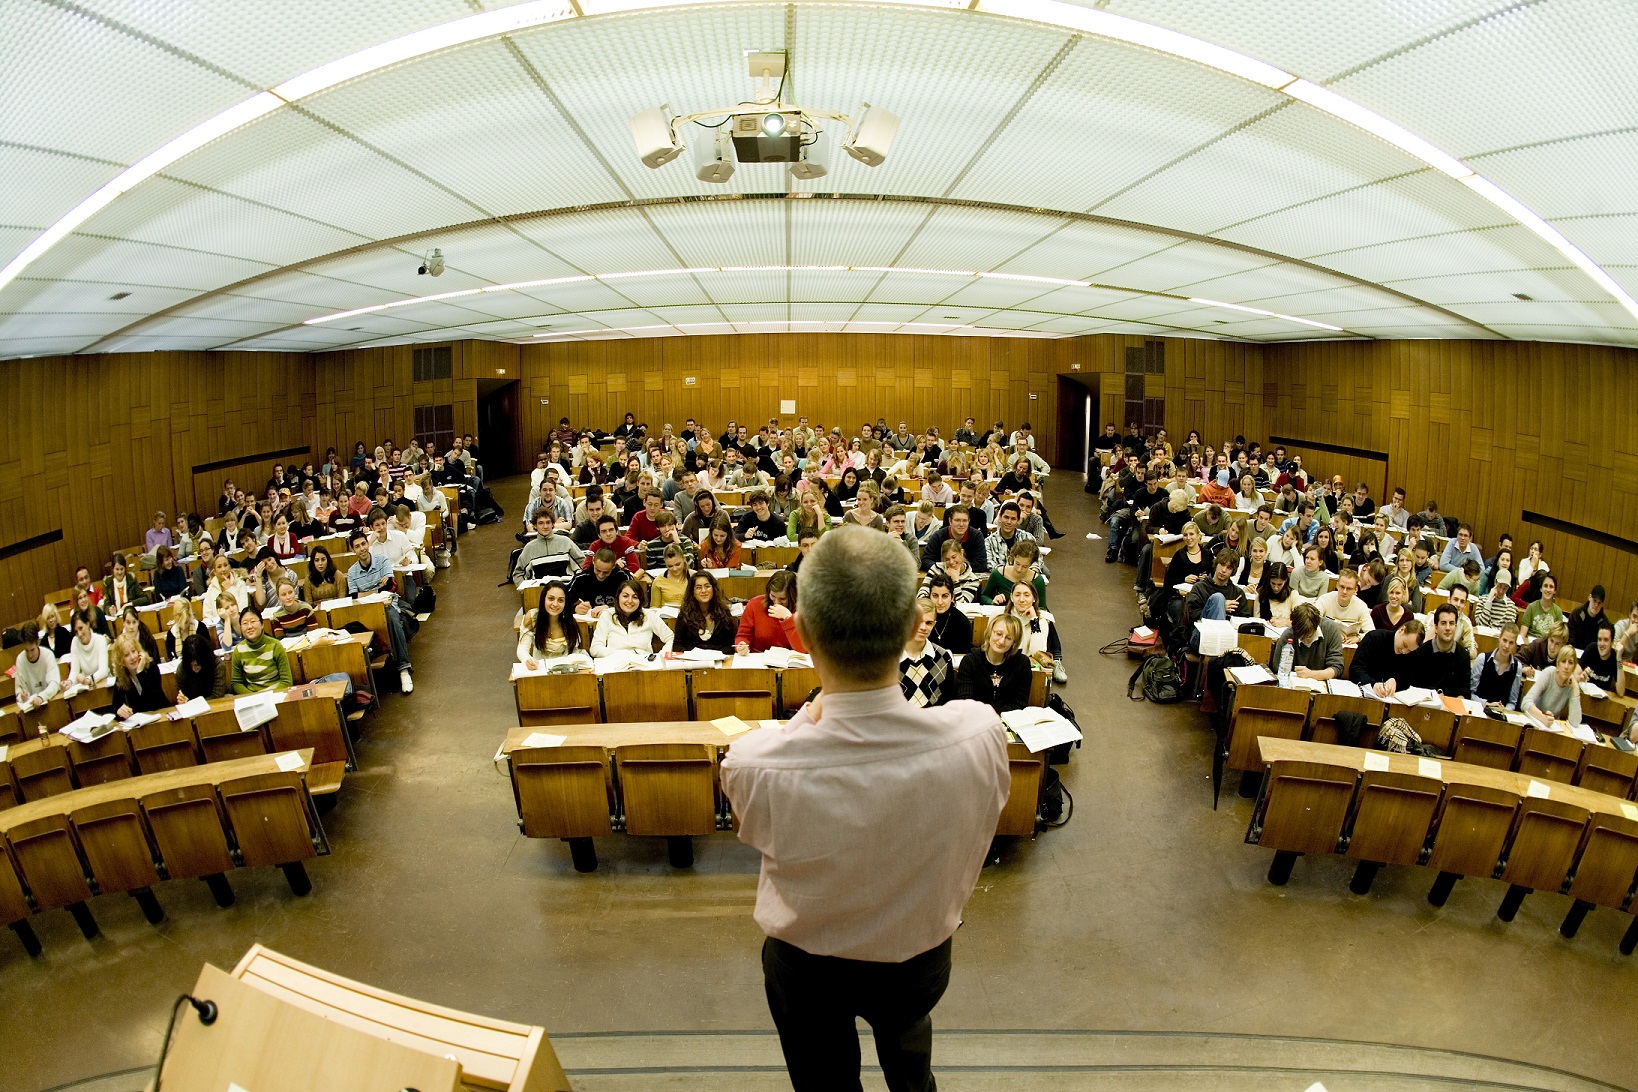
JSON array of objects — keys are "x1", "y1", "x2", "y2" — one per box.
[{"x1": 761, "y1": 113, "x2": 786, "y2": 137}]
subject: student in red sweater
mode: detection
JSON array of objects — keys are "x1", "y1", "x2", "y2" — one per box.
[{"x1": 735, "y1": 570, "x2": 806, "y2": 654}]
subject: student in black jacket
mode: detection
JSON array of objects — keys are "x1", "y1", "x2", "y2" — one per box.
[
  {"x1": 1565, "y1": 585, "x2": 1609, "y2": 650},
  {"x1": 111, "y1": 643, "x2": 168, "y2": 718},
  {"x1": 921, "y1": 574, "x2": 972, "y2": 653},
  {"x1": 1349, "y1": 620, "x2": 1427, "y2": 697},
  {"x1": 1419, "y1": 604, "x2": 1472, "y2": 697},
  {"x1": 1580, "y1": 621, "x2": 1619, "y2": 689},
  {"x1": 955, "y1": 614, "x2": 1032, "y2": 713}
]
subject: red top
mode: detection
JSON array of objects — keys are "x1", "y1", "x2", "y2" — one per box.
[
  {"x1": 583, "y1": 533, "x2": 640, "y2": 572},
  {"x1": 627, "y1": 510, "x2": 662, "y2": 542},
  {"x1": 736, "y1": 595, "x2": 806, "y2": 653}
]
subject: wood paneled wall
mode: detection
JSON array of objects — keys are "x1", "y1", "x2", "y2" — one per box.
[
  {"x1": 0, "y1": 352, "x2": 313, "y2": 621},
  {"x1": 517, "y1": 334, "x2": 1092, "y2": 466},
  {"x1": 1267, "y1": 339, "x2": 1638, "y2": 609}
]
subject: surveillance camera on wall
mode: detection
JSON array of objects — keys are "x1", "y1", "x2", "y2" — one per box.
[{"x1": 418, "y1": 248, "x2": 445, "y2": 276}]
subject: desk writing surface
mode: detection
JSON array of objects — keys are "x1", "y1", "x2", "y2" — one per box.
[
  {"x1": 505, "y1": 721, "x2": 741, "y2": 752},
  {"x1": 159, "y1": 964, "x2": 462, "y2": 1092},
  {"x1": 1253, "y1": 737, "x2": 1638, "y2": 817},
  {"x1": 0, "y1": 749, "x2": 312, "y2": 833}
]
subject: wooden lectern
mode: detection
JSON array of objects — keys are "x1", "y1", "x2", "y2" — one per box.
[{"x1": 156, "y1": 945, "x2": 571, "y2": 1091}]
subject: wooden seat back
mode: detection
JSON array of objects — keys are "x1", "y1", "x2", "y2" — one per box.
[
  {"x1": 511, "y1": 746, "x2": 613, "y2": 840},
  {"x1": 0, "y1": 767, "x2": 18, "y2": 812},
  {"x1": 130, "y1": 719, "x2": 201, "y2": 774},
  {"x1": 6, "y1": 813, "x2": 93, "y2": 911},
  {"x1": 1450, "y1": 715, "x2": 1523, "y2": 770},
  {"x1": 1306, "y1": 694, "x2": 1385, "y2": 747},
  {"x1": 21, "y1": 701, "x2": 71, "y2": 734},
  {"x1": 194, "y1": 709, "x2": 270, "y2": 763},
  {"x1": 230, "y1": 943, "x2": 570, "y2": 1092},
  {"x1": 1393, "y1": 706, "x2": 1458, "y2": 752},
  {"x1": 613, "y1": 743, "x2": 718, "y2": 837},
  {"x1": 70, "y1": 798, "x2": 161, "y2": 894},
  {"x1": 0, "y1": 707, "x2": 26, "y2": 745},
  {"x1": 1345, "y1": 770, "x2": 1442, "y2": 866},
  {"x1": 11, "y1": 743, "x2": 76, "y2": 801},
  {"x1": 67, "y1": 733, "x2": 135, "y2": 787},
  {"x1": 996, "y1": 743, "x2": 1044, "y2": 837},
  {"x1": 515, "y1": 674, "x2": 601, "y2": 727},
  {"x1": 1425, "y1": 783, "x2": 1520, "y2": 878},
  {"x1": 294, "y1": 639, "x2": 371, "y2": 688},
  {"x1": 1517, "y1": 727, "x2": 1581, "y2": 784},
  {"x1": 0, "y1": 845, "x2": 30, "y2": 928},
  {"x1": 1253, "y1": 760, "x2": 1356, "y2": 856},
  {"x1": 601, "y1": 670, "x2": 688, "y2": 722},
  {"x1": 1499, "y1": 798, "x2": 1591, "y2": 891},
  {"x1": 1566, "y1": 813, "x2": 1638, "y2": 910},
  {"x1": 779, "y1": 666, "x2": 822, "y2": 712},
  {"x1": 140, "y1": 784, "x2": 236, "y2": 880},
  {"x1": 1575, "y1": 746, "x2": 1638, "y2": 799},
  {"x1": 267, "y1": 693, "x2": 348, "y2": 768},
  {"x1": 219, "y1": 771, "x2": 318, "y2": 869},
  {"x1": 1227, "y1": 686, "x2": 1311, "y2": 772},
  {"x1": 692, "y1": 667, "x2": 776, "y2": 722}
]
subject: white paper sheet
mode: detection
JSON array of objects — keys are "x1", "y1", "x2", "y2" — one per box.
[
  {"x1": 1001, "y1": 706, "x2": 1082, "y2": 752},
  {"x1": 275, "y1": 752, "x2": 305, "y2": 772},
  {"x1": 1363, "y1": 752, "x2": 1391, "y2": 771},
  {"x1": 713, "y1": 715, "x2": 754, "y2": 737},
  {"x1": 521, "y1": 732, "x2": 567, "y2": 749},
  {"x1": 1526, "y1": 779, "x2": 1552, "y2": 799},
  {"x1": 1228, "y1": 664, "x2": 1275, "y2": 685},
  {"x1": 1194, "y1": 619, "x2": 1238, "y2": 657},
  {"x1": 1417, "y1": 757, "x2": 1442, "y2": 779}
]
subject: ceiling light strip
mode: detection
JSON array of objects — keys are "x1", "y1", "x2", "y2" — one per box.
[
  {"x1": 2, "y1": 0, "x2": 1631, "y2": 327},
  {"x1": 304, "y1": 263, "x2": 1344, "y2": 332}
]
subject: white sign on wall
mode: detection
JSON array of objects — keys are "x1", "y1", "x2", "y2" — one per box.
[{"x1": 780, "y1": 399, "x2": 796, "y2": 414}]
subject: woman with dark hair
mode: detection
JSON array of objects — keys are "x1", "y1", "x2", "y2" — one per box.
[
  {"x1": 304, "y1": 545, "x2": 343, "y2": 604},
  {"x1": 825, "y1": 467, "x2": 862, "y2": 518},
  {"x1": 590, "y1": 578, "x2": 674, "y2": 656},
  {"x1": 174, "y1": 629, "x2": 222, "y2": 703},
  {"x1": 673, "y1": 571, "x2": 737, "y2": 655},
  {"x1": 682, "y1": 490, "x2": 720, "y2": 542},
  {"x1": 736, "y1": 570, "x2": 804, "y2": 654},
  {"x1": 518, "y1": 581, "x2": 581, "y2": 667},
  {"x1": 1257, "y1": 561, "x2": 1295, "y2": 627},
  {"x1": 698, "y1": 512, "x2": 744, "y2": 569}
]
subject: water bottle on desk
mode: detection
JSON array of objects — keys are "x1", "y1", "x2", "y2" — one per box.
[{"x1": 1277, "y1": 643, "x2": 1294, "y2": 687}]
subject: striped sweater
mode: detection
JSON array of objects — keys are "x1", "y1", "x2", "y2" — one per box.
[{"x1": 231, "y1": 635, "x2": 292, "y2": 694}]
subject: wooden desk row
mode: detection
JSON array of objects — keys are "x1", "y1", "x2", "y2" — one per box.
[
  {"x1": 0, "y1": 681, "x2": 352, "y2": 807},
  {"x1": 1224, "y1": 682, "x2": 1638, "y2": 791},
  {"x1": 1248, "y1": 737, "x2": 1638, "y2": 954},
  {"x1": 498, "y1": 723, "x2": 1046, "y2": 872},
  {"x1": 0, "y1": 749, "x2": 327, "y2": 956},
  {"x1": 516, "y1": 659, "x2": 1048, "y2": 727}
]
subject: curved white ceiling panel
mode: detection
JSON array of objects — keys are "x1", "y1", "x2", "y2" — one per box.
[{"x1": 2, "y1": 0, "x2": 1635, "y2": 357}]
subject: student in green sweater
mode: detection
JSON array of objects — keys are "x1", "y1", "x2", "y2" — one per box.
[
  {"x1": 231, "y1": 606, "x2": 292, "y2": 694},
  {"x1": 1520, "y1": 573, "x2": 1566, "y2": 640}
]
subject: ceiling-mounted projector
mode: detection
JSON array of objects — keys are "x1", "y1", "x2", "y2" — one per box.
[{"x1": 630, "y1": 49, "x2": 896, "y2": 183}]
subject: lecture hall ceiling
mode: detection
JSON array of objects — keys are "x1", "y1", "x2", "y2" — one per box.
[{"x1": 2, "y1": 0, "x2": 1634, "y2": 357}]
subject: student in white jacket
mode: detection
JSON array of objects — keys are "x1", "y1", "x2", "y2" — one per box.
[
  {"x1": 66, "y1": 612, "x2": 112, "y2": 686},
  {"x1": 590, "y1": 579, "x2": 675, "y2": 657}
]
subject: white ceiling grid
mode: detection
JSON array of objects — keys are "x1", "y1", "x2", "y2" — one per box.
[{"x1": 1, "y1": 0, "x2": 1636, "y2": 357}]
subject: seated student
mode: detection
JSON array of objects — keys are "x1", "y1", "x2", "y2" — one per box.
[
  {"x1": 36, "y1": 602, "x2": 72, "y2": 658},
  {"x1": 114, "y1": 604, "x2": 162, "y2": 667},
  {"x1": 839, "y1": 483, "x2": 887, "y2": 531},
  {"x1": 918, "y1": 572, "x2": 970, "y2": 652},
  {"x1": 1314, "y1": 568, "x2": 1374, "y2": 642},
  {"x1": 591, "y1": 579, "x2": 674, "y2": 657},
  {"x1": 1266, "y1": 525, "x2": 1303, "y2": 570},
  {"x1": 1353, "y1": 559, "x2": 1387, "y2": 609},
  {"x1": 230, "y1": 607, "x2": 293, "y2": 694},
  {"x1": 1437, "y1": 558, "x2": 1483, "y2": 596},
  {"x1": 246, "y1": 545, "x2": 290, "y2": 611},
  {"x1": 673, "y1": 571, "x2": 738, "y2": 655},
  {"x1": 267, "y1": 580, "x2": 313, "y2": 637},
  {"x1": 640, "y1": 510, "x2": 698, "y2": 572},
  {"x1": 954, "y1": 613, "x2": 1032, "y2": 713},
  {"x1": 1349, "y1": 619, "x2": 1427, "y2": 697},
  {"x1": 698, "y1": 513, "x2": 744, "y2": 570},
  {"x1": 174, "y1": 630, "x2": 223, "y2": 703},
  {"x1": 923, "y1": 538, "x2": 985, "y2": 604},
  {"x1": 920, "y1": 504, "x2": 988, "y2": 575},
  {"x1": 899, "y1": 599, "x2": 955, "y2": 708},
  {"x1": 203, "y1": 592, "x2": 243, "y2": 653},
  {"x1": 1370, "y1": 576, "x2": 1414, "y2": 635},
  {"x1": 1438, "y1": 524, "x2": 1484, "y2": 572},
  {"x1": 517, "y1": 582, "x2": 581, "y2": 667},
  {"x1": 1616, "y1": 600, "x2": 1638, "y2": 662},
  {"x1": 1472, "y1": 568, "x2": 1520, "y2": 629},
  {"x1": 1520, "y1": 572, "x2": 1565, "y2": 639},
  {"x1": 884, "y1": 504, "x2": 920, "y2": 563},
  {"x1": 568, "y1": 548, "x2": 627, "y2": 619},
  {"x1": 736, "y1": 570, "x2": 804, "y2": 655},
  {"x1": 983, "y1": 540, "x2": 1050, "y2": 610},
  {"x1": 1309, "y1": 526, "x2": 1342, "y2": 574},
  {"x1": 111, "y1": 639, "x2": 168, "y2": 717},
  {"x1": 921, "y1": 470, "x2": 954, "y2": 506},
  {"x1": 1005, "y1": 581, "x2": 1065, "y2": 683},
  {"x1": 14, "y1": 622, "x2": 62, "y2": 710},
  {"x1": 1268, "y1": 603, "x2": 1344, "y2": 682},
  {"x1": 1157, "y1": 520, "x2": 1212, "y2": 611},
  {"x1": 264, "y1": 512, "x2": 301, "y2": 560},
  {"x1": 1421, "y1": 604, "x2": 1472, "y2": 696},
  {"x1": 515, "y1": 512, "x2": 587, "y2": 585},
  {"x1": 1471, "y1": 623, "x2": 1525, "y2": 708},
  {"x1": 1517, "y1": 621, "x2": 1568, "y2": 683},
  {"x1": 648, "y1": 544, "x2": 693, "y2": 609},
  {"x1": 569, "y1": 491, "x2": 611, "y2": 547},
  {"x1": 1523, "y1": 645, "x2": 1584, "y2": 727},
  {"x1": 735, "y1": 490, "x2": 785, "y2": 542},
  {"x1": 1251, "y1": 562, "x2": 1293, "y2": 628},
  {"x1": 787, "y1": 486, "x2": 832, "y2": 542},
  {"x1": 1182, "y1": 548, "x2": 1249, "y2": 648},
  {"x1": 345, "y1": 530, "x2": 415, "y2": 693},
  {"x1": 1581, "y1": 621, "x2": 1619, "y2": 689},
  {"x1": 102, "y1": 553, "x2": 148, "y2": 613},
  {"x1": 681, "y1": 489, "x2": 722, "y2": 542},
  {"x1": 64, "y1": 609, "x2": 112, "y2": 687},
  {"x1": 144, "y1": 544, "x2": 187, "y2": 600},
  {"x1": 1566, "y1": 584, "x2": 1609, "y2": 650}
]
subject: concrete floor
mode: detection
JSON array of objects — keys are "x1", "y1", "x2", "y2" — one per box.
[{"x1": 5, "y1": 474, "x2": 1635, "y2": 1092}]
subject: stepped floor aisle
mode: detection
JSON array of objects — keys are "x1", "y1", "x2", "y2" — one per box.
[{"x1": 8, "y1": 474, "x2": 1634, "y2": 1092}]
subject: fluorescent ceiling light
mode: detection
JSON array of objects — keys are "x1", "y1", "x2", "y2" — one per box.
[
  {"x1": 1189, "y1": 297, "x2": 1344, "y2": 331},
  {"x1": 3, "y1": 0, "x2": 1631, "y2": 334}
]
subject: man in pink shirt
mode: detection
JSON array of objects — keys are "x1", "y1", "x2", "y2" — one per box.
[{"x1": 722, "y1": 526, "x2": 1009, "y2": 1092}]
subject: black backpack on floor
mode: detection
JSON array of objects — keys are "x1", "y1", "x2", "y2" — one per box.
[{"x1": 1128, "y1": 652, "x2": 1182, "y2": 704}]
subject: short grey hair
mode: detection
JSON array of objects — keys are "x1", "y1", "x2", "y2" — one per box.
[{"x1": 798, "y1": 525, "x2": 917, "y2": 678}]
